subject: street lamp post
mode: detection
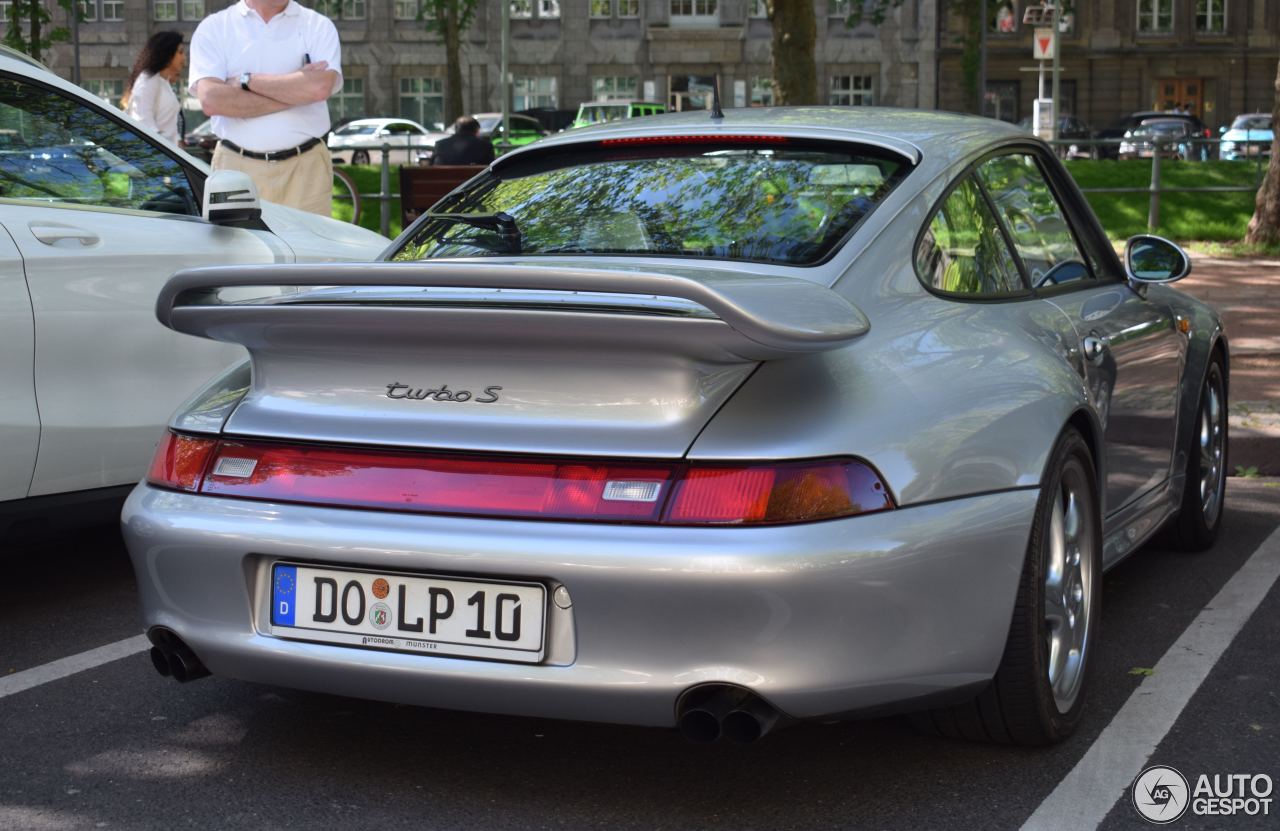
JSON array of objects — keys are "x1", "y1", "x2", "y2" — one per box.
[{"x1": 1050, "y1": 0, "x2": 1062, "y2": 142}]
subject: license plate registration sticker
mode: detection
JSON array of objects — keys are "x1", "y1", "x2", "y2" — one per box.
[{"x1": 269, "y1": 563, "x2": 546, "y2": 663}]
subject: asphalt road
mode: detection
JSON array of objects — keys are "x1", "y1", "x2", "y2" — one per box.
[{"x1": 2, "y1": 481, "x2": 1278, "y2": 831}]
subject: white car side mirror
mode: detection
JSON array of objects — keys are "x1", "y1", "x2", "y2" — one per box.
[{"x1": 202, "y1": 170, "x2": 262, "y2": 225}]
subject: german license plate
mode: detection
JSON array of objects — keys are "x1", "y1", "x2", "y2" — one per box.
[{"x1": 269, "y1": 563, "x2": 546, "y2": 663}]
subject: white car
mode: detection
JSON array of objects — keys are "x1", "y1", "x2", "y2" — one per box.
[
  {"x1": 327, "y1": 118, "x2": 436, "y2": 165},
  {"x1": 0, "y1": 46, "x2": 388, "y2": 532}
]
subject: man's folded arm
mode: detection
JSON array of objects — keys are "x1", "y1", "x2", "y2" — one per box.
[{"x1": 195, "y1": 77, "x2": 293, "y2": 118}]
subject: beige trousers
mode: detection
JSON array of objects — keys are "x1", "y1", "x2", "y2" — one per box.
[{"x1": 211, "y1": 140, "x2": 333, "y2": 217}]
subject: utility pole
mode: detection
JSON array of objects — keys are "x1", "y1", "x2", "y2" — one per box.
[
  {"x1": 499, "y1": 0, "x2": 511, "y2": 155},
  {"x1": 979, "y1": 0, "x2": 987, "y2": 116},
  {"x1": 1050, "y1": 0, "x2": 1062, "y2": 141}
]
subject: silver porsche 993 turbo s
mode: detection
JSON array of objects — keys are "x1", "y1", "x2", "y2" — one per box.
[{"x1": 125, "y1": 108, "x2": 1228, "y2": 746}]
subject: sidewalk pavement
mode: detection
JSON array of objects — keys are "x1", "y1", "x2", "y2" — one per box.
[{"x1": 1178, "y1": 255, "x2": 1280, "y2": 475}]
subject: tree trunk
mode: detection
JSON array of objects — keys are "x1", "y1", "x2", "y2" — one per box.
[
  {"x1": 27, "y1": 0, "x2": 41, "y2": 63},
  {"x1": 768, "y1": 0, "x2": 817, "y2": 106},
  {"x1": 1244, "y1": 58, "x2": 1280, "y2": 246},
  {"x1": 443, "y1": 2, "x2": 464, "y2": 124}
]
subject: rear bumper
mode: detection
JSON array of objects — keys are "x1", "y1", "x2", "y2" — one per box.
[{"x1": 123, "y1": 484, "x2": 1037, "y2": 727}]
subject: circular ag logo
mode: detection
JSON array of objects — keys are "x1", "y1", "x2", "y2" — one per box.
[{"x1": 1132, "y1": 765, "x2": 1191, "y2": 824}]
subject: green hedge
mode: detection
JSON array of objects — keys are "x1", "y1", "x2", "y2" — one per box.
[{"x1": 334, "y1": 164, "x2": 403, "y2": 238}]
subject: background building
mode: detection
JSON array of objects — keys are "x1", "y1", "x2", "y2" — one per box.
[
  {"x1": 937, "y1": 0, "x2": 1280, "y2": 131},
  {"x1": 38, "y1": 0, "x2": 936, "y2": 133}
]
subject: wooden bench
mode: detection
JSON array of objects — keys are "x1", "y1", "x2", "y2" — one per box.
[{"x1": 398, "y1": 164, "x2": 484, "y2": 228}]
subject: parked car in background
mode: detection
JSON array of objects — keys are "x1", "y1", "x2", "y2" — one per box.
[
  {"x1": 572, "y1": 100, "x2": 667, "y2": 129},
  {"x1": 180, "y1": 118, "x2": 217, "y2": 162},
  {"x1": 1015, "y1": 114, "x2": 1094, "y2": 158},
  {"x1": 1120, "y1": 118, "x2": 1202, "y2": 161},
  {"x1": 328, "y1": 118, "x2": 436, "y2": 165},
  {"x1": 0, "y1": 45, "x2": 387, "y2": 536},
  {"x1": 1097, "y1": 110, "x2": 1213, "y2": 160},
  {"x1": 1219, "y1": 113, "x2": 1273, "y2": 161},
  {"x1": 128, "y1": 108, "x2": 1227, "y2": 750},
  {"x1": 517, "y1": 107, "x2": 577, "y2": 134}
]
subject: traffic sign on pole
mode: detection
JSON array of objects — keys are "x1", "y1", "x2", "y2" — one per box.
[{"x1": 1033, "y1": 27, "x2": 1057, "y2": 61}]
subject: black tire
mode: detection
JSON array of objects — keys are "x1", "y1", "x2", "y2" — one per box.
[
  {"x1": 1166, "y1": 357, "x2": 1228, "y2": 551},
  {"x1": 913, "y1": 428, "x2": 1102, "y2": 746},
  {"x1": 351, "y1": 149, "x2": 370, "y2": 165}
]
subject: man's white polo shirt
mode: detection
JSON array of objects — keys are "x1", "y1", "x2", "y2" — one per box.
[{"x1": 189, "y1": 0, "x2": 342, "y2": 153}]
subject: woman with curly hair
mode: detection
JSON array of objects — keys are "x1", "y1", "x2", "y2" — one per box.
[{"x1": 122, "y1": 31, "x2": 186, "y2": 143}]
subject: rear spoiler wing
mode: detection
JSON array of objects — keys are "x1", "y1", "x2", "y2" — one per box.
[{"x1": 157, "y1": 261, "x2": 869, "y2": 360}]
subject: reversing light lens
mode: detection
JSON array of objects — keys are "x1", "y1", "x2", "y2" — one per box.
[{"x1": 146, "y1": 432, "x2": 217, "y2": 492}]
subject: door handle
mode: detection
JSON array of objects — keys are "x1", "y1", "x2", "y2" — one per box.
[
  {"x1": 1082, "y1": 335, "x2": 1110, "y2": 364},
  {"x1": 29, "y1": 222, "x2": 100, "y2": 247}
]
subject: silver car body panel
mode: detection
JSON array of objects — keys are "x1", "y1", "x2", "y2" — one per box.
[
  {"x1": 126, "y1": 108, "x2": 1228, "y2": 725},
  {"x1": 123, "y1": 484, "x2": 1037, "y2": 725}
]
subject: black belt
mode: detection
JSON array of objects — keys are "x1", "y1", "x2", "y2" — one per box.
[{"x1": 219, "y1": 136, "x2": 322, "y2": 162}]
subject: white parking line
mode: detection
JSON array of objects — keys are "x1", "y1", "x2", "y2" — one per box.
[
  {"x1": 0, "y1": 635, "x2": 149, "y2": 700},
  {"x1": 1021, "y1": 523, "x2": 1280, "y2": 831}
]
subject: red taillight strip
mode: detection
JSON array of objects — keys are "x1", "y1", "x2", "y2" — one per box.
[
  {"x1": 145, "y1": 433, "x2": 893, "y2": 526},
  {"x1": 599, "y1": 135, "x2": 789, "y2": 146}
]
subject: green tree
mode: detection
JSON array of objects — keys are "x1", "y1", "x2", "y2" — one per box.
[
  {"x1": 3, "y1": 0, "x2": 79, "y2": 65},
  {"x1": 1244, "y1": 60, "x2": 1280, "y2": 246},
  {"x1": 422, "y1": 0, "x2": 479, "y2": 124}
]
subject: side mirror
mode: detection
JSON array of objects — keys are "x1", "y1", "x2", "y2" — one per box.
[
  {"x1": 1125, "y1": 235, "x2": 1191, "y2": 284},
  {"x1": 202, "y1": 170, "x2": 261, "y2": 225},
  {"x1": 1218, "y1": 125, "x2": 1227, "y2": 134}
]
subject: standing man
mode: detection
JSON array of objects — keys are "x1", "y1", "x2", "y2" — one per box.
[{"x1": 188, "y1": 0, "x2": 341, "y2": 215}]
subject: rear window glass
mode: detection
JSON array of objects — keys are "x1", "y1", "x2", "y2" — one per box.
[
  {"x1": 390, "y1": 141, "x2": 910, "y2": 266},
  {"x1": 1231, "y1": 115, "x2": 1272, "y2": 131},
  {"x1": 336, "y1": 124, "x2": 376, "y2": 135}
]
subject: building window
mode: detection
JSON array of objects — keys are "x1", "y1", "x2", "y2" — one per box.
[
  {"x1": 539, "y1": 0, "x2": 560, "y2": 17},
  {"x1": 1196, "y1": 0, "x2": 1225, "y2": 32},
  {"x1": 511, "y1": 0, "x2": 559, "y2": 17},
  {"x1": 399, "y1": 77, "x2": 443, "y2": 129},
  {"x1": 153, "y1": 0, "x2": 203, "y2": 20},
  {"x1": 514, "y1": 76, "x2": 557, "y2": 109},
  {"x1": 1137, "y1": 0, "x2": 1173, "y2": 32},
  {"x1": 749, "y1": 0, "x2": 767, "y2": 16},
  {"x1": 990, "y1": 1, "x2": 1019, "y2": 33},
  {"x1": 329, "y1": 77, "x2": 365, "y2": 123},
  {"x1": 592, "y1": 76, "x2": 638, "y2": 101},
  {"x1": 751, "y1": 76, "x2": 773, "y2": 106},
  {"x1": 828, "y1": 0, "x2": 852, "y2": 15},
  {"x1": 670, "y1": 0, "x2": 718, "y2": 25},
  {"x1": 591, "y1": 0, "x2": 638, "y2": 16},
  {"x1": 314, "y1": 0, "x2": 366, "y2": 20},
  {"x1": 983, "y1": 80, "x2": 1020, "y2": 122},
  {"x1": 510, "y1": 0, "x2": 532, "y2": 16},
  {"x1": 394, "y1": 0, "x2": 436, "y2": 19},
  {"x1": 81, "y1": 78, "x2": 125, "y2": 108},
  {"x1": 89, "y1": 0, "x2": 121, "y2": 20},
  {"x1": 829, "y1": 75, "x2": 874, "y2": 106}
]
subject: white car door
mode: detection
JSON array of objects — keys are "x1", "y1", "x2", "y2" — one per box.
[
  {"x1": 0, "y1": 72, "x2": 291, "y2": 497},
  {"x1": 0, "y1": 224, "x2": 38, "y2": 501}
]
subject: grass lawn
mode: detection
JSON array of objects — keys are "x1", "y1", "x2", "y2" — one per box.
[
  {"x1": 1063, "y1": 159, "x2": 1264, "y2": 243},
  {"x1": 333, "y1": 164, "x2": 403, "y2": 239}
]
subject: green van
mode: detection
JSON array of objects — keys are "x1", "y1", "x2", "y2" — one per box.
[{"x1": 572, "y1": 100, "x2": 667, "y2": 129}]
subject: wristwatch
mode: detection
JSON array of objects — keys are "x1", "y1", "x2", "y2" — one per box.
[{"x1": 239, "y1": 72, "x2": 251, "y2": 91}]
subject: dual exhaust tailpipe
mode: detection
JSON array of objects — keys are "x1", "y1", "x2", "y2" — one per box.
[
  {"x1": 677, "y1": 685, "x2": 783, "y2": 744},
  {"x1": 147, "y1": 628, "x2": 210, "y2": 684}
]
